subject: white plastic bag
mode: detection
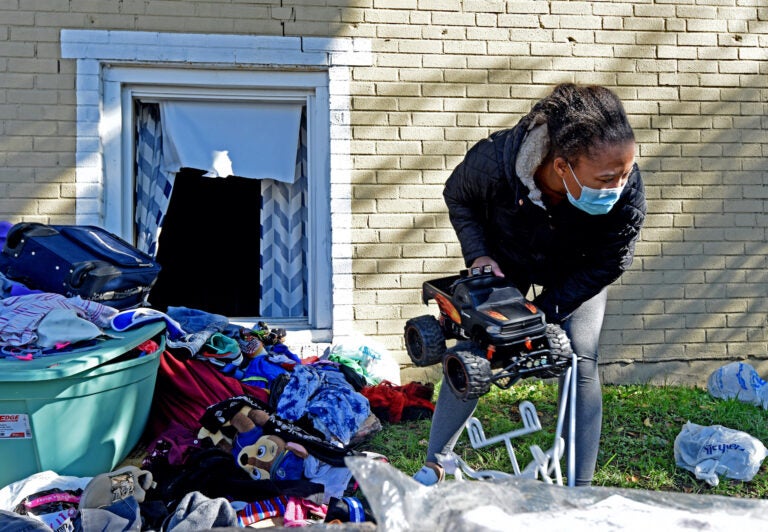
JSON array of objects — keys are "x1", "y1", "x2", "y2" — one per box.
[
  {"x1": 673, "y1": 421, "x2": 768, "y2": 486},
  {"x1": 707, "y1": 361, "x2": 768, "y2": 409},
  {"x1": 0, "y1": 470, "x2": 91, "y2": 512},
  {"x1": 327, "y1": 337, "x2": 401, "y2": 385}
]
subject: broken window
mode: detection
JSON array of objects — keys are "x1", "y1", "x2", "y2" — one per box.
[{"x1": 134, "y1": 101, "x2": 308, "y2": 319}]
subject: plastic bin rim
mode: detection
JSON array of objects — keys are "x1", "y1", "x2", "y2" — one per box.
[{"x1": 0, "y1": 321, "x2": 166, "y2": 381}]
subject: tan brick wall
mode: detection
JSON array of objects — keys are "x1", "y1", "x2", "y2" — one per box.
[{"x1": 1, "y1": 0, "x2": 766, "y2": 386}]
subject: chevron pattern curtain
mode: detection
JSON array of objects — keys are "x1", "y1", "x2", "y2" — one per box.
[
  {"x1": 259, "y1": 107, "x2": 308, "y2": 317},
  {"x1": 135, "y1": 102, "x2": 176, "y2": 257}
]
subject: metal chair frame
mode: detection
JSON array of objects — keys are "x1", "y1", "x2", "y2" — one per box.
[{"x1": 437, "y1": 351, "x2": 578, "y2": 487}]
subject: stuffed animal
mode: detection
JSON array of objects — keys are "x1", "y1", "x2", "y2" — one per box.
[
  {"x1": 236, "y1": 431, "x2": 308, "y2": 481},
  {"x1": 197, "y1": 404, "x2": 271, "y2": 453},
  {"x1": 197, "y1": 400, "x2": 307, "y2": 481},
  {"x1": 198, "y1": 395, "x2": 354, "y2": 484}
]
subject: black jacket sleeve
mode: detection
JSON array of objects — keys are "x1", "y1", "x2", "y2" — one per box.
[{"x1": 443, "y1": 135, "x2": 506, "y2": 267}]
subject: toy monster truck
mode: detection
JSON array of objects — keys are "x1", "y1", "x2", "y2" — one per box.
[{"x1": 404, "y1": 266, "x2": 573, "y2": 401}]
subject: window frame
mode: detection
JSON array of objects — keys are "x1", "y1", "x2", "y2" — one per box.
[
  {"x1": 60, "y1": 30, "x2": 372, "y2": 341},
  {"x1": 104, "y1": 68, "x2": 330, "y2": 330}
]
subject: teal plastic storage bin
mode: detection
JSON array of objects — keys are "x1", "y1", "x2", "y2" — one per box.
[{"x1": 0, "y1": 321, "x2": 165, "y2": 488}]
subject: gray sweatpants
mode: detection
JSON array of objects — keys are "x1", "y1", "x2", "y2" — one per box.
[{"x1": 425, "y1": 287, "x2": 608, "y2": 486}]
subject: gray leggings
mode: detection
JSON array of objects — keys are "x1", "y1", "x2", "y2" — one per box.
[{"x1": 425, "y1": 287, "x2": 608, "y2": 486}]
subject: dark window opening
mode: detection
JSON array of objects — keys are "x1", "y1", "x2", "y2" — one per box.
[{"x1": 149, "y1": 168, "x2": 262, "y2": 316}]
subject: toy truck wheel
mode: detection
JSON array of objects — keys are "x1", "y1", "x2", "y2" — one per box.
[
  {"x1": 545, "y1": 323, "x2": 572, "y2": 356},
  {"x1": 404, "y1": 315, "x2": 446, "y2": 367},
  {"x1": 542, "y1": 323, "x2": 572, "y2": 379},
  {"x1": 443, "y1": 343, "x2": 492, "y2": 401}
]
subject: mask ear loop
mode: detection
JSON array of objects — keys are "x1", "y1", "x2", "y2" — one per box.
[{"x1": 565, "y1": 161, "x2": 584, "y2": 193}]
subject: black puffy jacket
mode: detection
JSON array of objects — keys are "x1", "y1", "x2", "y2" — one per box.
[{"x1": 443, "y1": 118, "x2": 646, "y2": 323}]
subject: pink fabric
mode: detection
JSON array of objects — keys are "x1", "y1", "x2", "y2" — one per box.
[{"x1": 283, "y1": 497, "x2": 327, "y2": 527}]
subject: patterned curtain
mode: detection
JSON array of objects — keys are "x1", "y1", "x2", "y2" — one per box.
[
  {"x1": 259, "y1": 107, "x2": 308, "y2": 317},
  {"x1": 135, "y1": 102, "x2": 176, "y2": 257}
]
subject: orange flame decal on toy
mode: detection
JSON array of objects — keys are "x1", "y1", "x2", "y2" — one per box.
[
  {"x1": 524, "y1": 338, "x2": 533, "y2": 351},
  {"x1": 482, "y1": 310, "x2": 508, "y2": 321},
  {"x1": 435, "y1": 293, "x2": 461, "y2": 323},
  {"x1": 524, "y1": 302, "x2": 537, "y2": 314}
]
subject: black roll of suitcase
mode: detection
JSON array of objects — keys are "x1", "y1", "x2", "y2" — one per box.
[{"x1": 0, "y1": 222, "x2": 161, "y2": 309}]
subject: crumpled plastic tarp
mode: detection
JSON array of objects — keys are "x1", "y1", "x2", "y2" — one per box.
[
  {"x1": 673, "y1": 421, "x2": 768, "y2": 487},
  {"x1": 707, "y1": 361, "x2": 768, "y2": 409},
  {"x1": 345, "y1": 456, "x2": 768, "y2": 531}
]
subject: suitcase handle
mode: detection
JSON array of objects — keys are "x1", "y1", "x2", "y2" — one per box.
[
  {"x1": 2, "y1": 222, "x2": 58, "y2": 254},
  {"x1": 71, "y1": 261, "x2": 121, "y2": 289}
]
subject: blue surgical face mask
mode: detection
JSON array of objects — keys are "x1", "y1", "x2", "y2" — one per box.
[{"x1": 564, "y1": 162, "x2": 625, "y2": 215}]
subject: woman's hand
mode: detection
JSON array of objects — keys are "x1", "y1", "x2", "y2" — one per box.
[{"x1": 470, "y1": 256, "x2": 505, "y2": 278}]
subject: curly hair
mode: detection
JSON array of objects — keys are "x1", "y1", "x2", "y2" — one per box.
[{"x1": 529, "y1": 83, "x2": 635, "y2": 161}]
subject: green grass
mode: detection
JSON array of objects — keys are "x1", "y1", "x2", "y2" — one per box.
[{"x1": 365, "y1": 381, "x2": 768, "y2": 498}]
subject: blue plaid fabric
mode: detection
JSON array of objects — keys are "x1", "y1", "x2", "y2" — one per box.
[{"x1": 135, "y1": 103, "x2": 175, "y2": 257}]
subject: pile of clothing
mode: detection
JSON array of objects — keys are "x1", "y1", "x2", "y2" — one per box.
[
  {"x1": 0, "y1": 275, "x2": 436, "y2": 529},
  {"x1": 109, "y1": 309, "x2": 388, "y2": 528},
  {"x1": 133, "y1": 309, "x2": 437, "y2": 528}
]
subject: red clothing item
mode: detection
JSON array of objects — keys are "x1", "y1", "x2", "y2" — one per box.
[
  {"x1": 361, "y1": 381, "x2": 435, "y2": 424},
  {"x1": 147, "y1": 350, "x2": 270, "y2": 439}
]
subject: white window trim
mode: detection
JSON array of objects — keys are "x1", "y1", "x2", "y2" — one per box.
[{"x1": 60, "y1": 30, "x2": 372, "y2": 342}]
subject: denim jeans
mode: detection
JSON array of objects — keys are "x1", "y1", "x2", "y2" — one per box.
[{"x1": 165, "y1": 306, "x2": 230, "y2": 358}]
